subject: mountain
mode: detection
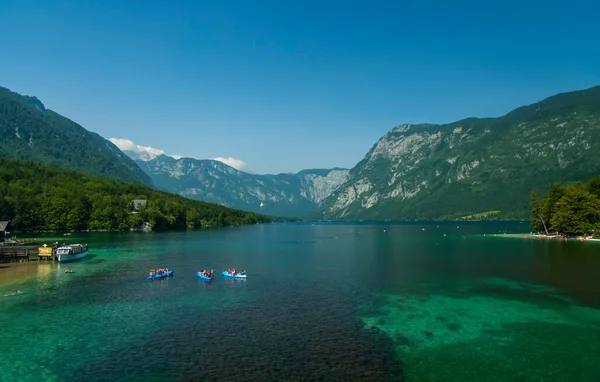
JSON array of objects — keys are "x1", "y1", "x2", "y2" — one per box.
[
  {"x1": 134, "y1": 155, "x2": 349, "y2": 217},
  {"x1": 317, "y1": 85, "x2": 600, "y2": 220},
  {"x1": 0, "y1": 86, "x2": 152, "y2": 186},
  {"x1": 0, "y1": 157, "x2": 272, "y2": 232},
  {"x1": 122, "y1": 149, "x2": 164, "y2": 162}
]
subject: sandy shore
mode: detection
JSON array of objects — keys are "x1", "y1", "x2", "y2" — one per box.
[
  {"x1": 488, "y1": 233, "x2": 600, "y2": 242},
  {"x1": 526, "y1": 234, "x2": 600, "y2": 241},
  {"x1": 0, "y1": 262, "x2": 53, "y2": 289}
]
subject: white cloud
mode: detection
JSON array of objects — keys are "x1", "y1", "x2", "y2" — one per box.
[
  {"x1": 109, "y1": 138, "x2": 139, "y2": 152},
  {"x1": 109, "y1": 138, "x2": 167, "y2": 161},
  {"x1": 212, "y1": 157, "x2": 247, "y2": 170},
  {"x1": 137, "y1": 145, "x2": 165, "y2": 158},
  {"x1": 110, "y1": 138, "x2": 248, "y2": 171}
]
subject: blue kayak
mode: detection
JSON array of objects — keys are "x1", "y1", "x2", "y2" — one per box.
[
  {"x1": 222, "y1": 271, "x2": 247, "y2": 279},
  {"x1": 197, "y1": 272, "x2": 213, "y2": 281},
  {"x1": 148, "y1": 270, "x2": 173, "y2": 280}
]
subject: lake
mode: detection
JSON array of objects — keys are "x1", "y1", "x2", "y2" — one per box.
[{"x1": 1, "y1": 222, "x2": 600, "y2": 381}]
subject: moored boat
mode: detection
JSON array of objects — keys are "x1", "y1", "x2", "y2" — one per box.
[
  {"x1": 56, "y1": 244, "x2": 88, "y2": 263},
  {"x1": 147, "y1": 269, "x2": 173, "y2": 280},
  {"x1": 221, "y1": 271, "x2": 247, "y2": 279}
]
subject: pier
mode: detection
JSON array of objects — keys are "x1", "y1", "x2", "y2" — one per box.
[{"x1": 0, "y1": 246, "x2": 54, "y2": 263}]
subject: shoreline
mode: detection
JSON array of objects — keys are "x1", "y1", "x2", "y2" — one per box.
[
  {"x1": 526, "y1": 233, "x2": 600, "y2": 241},
  {"x1": 489, "y1": 233, "x2": 600, "y2": 242},
  {"x1": 1, "y1": 221, "x2": 276, "y2": 237},
  {"x1": 0, "y1": 262, "x2": 50, "y2": 290}
]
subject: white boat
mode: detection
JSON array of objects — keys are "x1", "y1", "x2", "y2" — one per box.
[{"x1": 56, "y1": 244, "x2": 88, "y2": 263}]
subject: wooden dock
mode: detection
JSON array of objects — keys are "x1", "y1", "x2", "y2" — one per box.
[{"x1": 0, "y1": 246, "x2": 52, "y2": 263}]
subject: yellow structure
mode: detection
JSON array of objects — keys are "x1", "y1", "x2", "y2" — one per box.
[{"x1": 38, "y1": 246, "x2": 53, "y2": 257}]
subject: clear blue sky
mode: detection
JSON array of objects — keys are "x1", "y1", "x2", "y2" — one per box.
[{"x1": 1, "y1": 0, "x2": 599, "y2": 174}]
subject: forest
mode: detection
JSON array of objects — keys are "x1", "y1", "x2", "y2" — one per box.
[
  {"x1": 0, "y1": 86, "x2": 152, "y2": 186},
  {"x1": 530, "y1": 176, "x2": 600, "y2": 236},
  {"x1": 0, "y1": 158, "x2": 274, "y2": 232}
]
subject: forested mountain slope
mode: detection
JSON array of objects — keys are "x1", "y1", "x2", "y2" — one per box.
[
  {"x1": 317, "y1": 85, "x2": 600, "y2": 220},
  {"x1": 0, "y1": 86, "x2": 152, "y2": 186}
]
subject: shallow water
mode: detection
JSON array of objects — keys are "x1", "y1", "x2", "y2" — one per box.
[{"x1": 1, "y1": 222, "x2": 599, "y2": 381}]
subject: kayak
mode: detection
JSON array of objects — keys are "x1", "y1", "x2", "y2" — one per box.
[
  {"x1": 148, "y1": 270, "x2": 173, "y2": 280},
  {"x1": 222, "y1": 271, "x2": 247, "y2": 279},
  {"x1": 197, "y1": 272, "x2": 213, "y2": 281}
]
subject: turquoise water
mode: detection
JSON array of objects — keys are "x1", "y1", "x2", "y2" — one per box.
[{"x1": 1, "y1": 222, "x2": 600, "y2": 381}]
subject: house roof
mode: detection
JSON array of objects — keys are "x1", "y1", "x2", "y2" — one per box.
[
  {"x1": 132, "y1": 199, "x2": 147, "y2": 210},
  {"x1": 0, "y1": 221, "x2": 10, "y2": 231}
]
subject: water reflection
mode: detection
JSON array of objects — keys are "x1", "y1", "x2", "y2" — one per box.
[
  {"x1": 36, "y1": 263, "x2": 52, "y2": 279},
  {"x1": 197, "y1": 279, "x2": 213, "y2": 289},
  {"x1": 532, "y1": 240, "x2": 600, "y2": 306},
  {"x1": 225, "y1": 277, "x2": 246, "y2": 288}
]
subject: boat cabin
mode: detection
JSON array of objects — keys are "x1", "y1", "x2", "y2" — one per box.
[{"x1": 56, "y1": 244, "x2": 88, "y2": 255}]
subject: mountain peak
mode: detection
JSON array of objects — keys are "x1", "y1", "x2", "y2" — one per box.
[
  {"x1": 122, "y1": 149, "x2": 163, "y2": 162},
  {"x1": 24, "y1": 96, "x2": 46, "y2": 112},
  {"x1": 135, "y1": 155, "x2": 350, "y2": 217},
  {"x1": 0, "y1": 86, "x2": 46, "y2": 112},
  {"x1": 318, "y1": 84, "x2": 600, "y2": 220},
  {"x1": 0, "y1": 86, "x2": 152, "y2": 186}
]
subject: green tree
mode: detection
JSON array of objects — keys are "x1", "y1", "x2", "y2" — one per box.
[
  {"x1": 128, "y1": 211, "x2": 144, "y2": 228},
  {"x1": 530, "y1": 188, "x2": 548, "y2": 234},
  {"x1": 66, "y1": 198, "x2": 91, "y2": 230},
  {"x1": 186, "y1": 208, "x2": 199, "y2": 227},
  {"x1": 41, "y1": 196, "x2": 70, "y2": 231},
  {"x1": 543, "y1": 183, "x2": 566, "y2": 225},
  {"x1": 0, "y1": 157, "x2": 273, "y2": 232},
  {"x1": 587, "y1": 176, "x2": 600, "y2": 199},
  {"x1": 550, "y1": 182, "x2": 600, "y2": 235}
]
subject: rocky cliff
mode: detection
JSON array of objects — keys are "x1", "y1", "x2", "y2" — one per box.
[
  {"x1": 135, "y1": 155, "x2": 349, "y2": 217},
  {"x1": 317, "y1": 85, "x2": 600, "y2": 220}
]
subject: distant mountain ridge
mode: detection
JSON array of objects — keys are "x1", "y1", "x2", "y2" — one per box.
[
  {"x1": 134, "y1": 155, "x2": 349, "y2": 217},
  {"x1": 316, "y1": 85, "x2": 600, "y2": 220},
  {"x1": 122, "y1": 148, "x2": 167, "y2": 162},
  {"x1": 0, "y1": 157, "x2": 273, "y2": 232},
  {"x1": 0, "y1": 86, "x2": 152, "y2": 186},
  {"x1": 6, "y1": 83, "x2": 600, "y2": 221}
]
